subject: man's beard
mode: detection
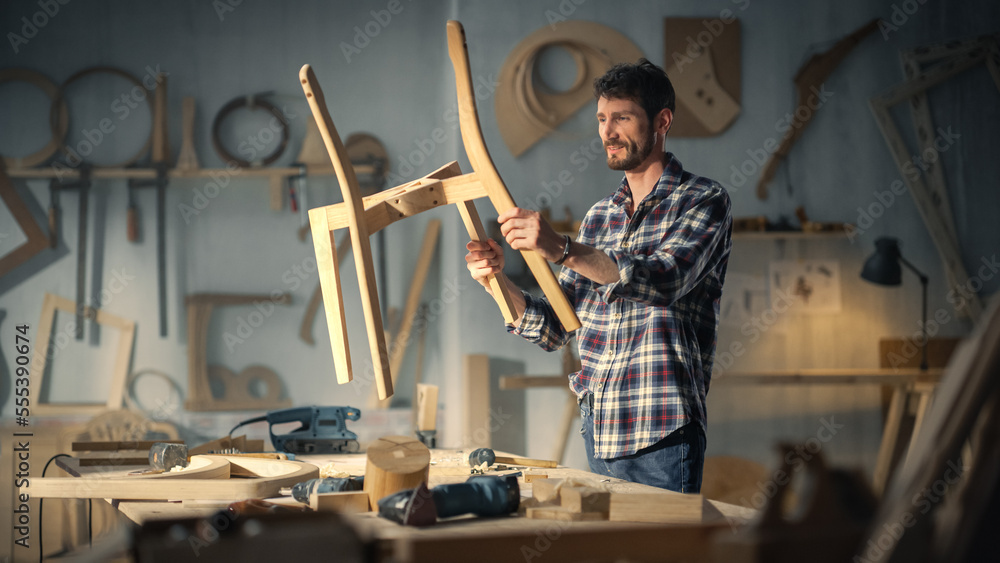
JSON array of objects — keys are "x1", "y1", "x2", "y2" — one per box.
[{"x1": 605, "y1": 131, "x2": 655, "y2": 171}]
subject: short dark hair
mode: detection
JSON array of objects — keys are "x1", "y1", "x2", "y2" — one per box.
[{"x1": 593, "y1": 58, "x2": 676, "y2": 124}]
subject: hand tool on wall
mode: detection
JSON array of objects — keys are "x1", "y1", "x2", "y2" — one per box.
[
  {"x1": 228, "y1": 406, "x2": 362, "y2": 455},
  {"x1": 48, "y1": 164, "x2": 92, "y2": 339},
  {"x1": 378, "y1": 474, "x2": 520, "y2": 527},
  {"x1": 756, "y1": 18, "x2": 879, "y2": 200},
  {"x1": 468, "y1": 447, "x2": 558, "y2": 469}
]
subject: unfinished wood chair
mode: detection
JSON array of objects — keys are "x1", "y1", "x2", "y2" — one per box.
[{"x1": 300, "y1": 21, "x2": 581, "y2": 401}]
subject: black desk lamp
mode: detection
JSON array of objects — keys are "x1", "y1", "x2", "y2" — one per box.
[{"x1": 861, "y1": 237, "x2": 929, "y2": 370}]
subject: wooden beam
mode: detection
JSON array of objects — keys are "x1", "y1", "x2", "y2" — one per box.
[
  {"x1": 301, "y1": 64, "x2": 392, "y2": 400},
  {"x1": 455, "y1": 199, "x2": 517, "y2": 323},
  {"x1": 447, "y1": 21, "x2": 580, "y2": 333}
]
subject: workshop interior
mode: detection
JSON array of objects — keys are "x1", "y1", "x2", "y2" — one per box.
[{"x1": 1, "y1": 0, "x2": 998, "y2": 561}]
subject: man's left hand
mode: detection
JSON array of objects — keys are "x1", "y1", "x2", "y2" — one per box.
[{"x1": 498, "y1": 208, "x2": 564, "y2": 262}]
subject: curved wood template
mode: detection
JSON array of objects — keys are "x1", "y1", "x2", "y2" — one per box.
[
  {"x1": 494, "y1": 21, "x2": 643, "y2": 156},
  {"x1": 25, "y1": 456, "x2": 318, "y2": 500},
  {"x1": 447, "y1": 20, "x2": 580, "y2": 332},
  {"x1": 755, "y1": 19, "x2": 878, "y2": 199}
]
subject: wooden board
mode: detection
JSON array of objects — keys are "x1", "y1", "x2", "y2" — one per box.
[
  {"x1": 301, "y1": 64, "x2": 393, "y2": 401},
  {"x1": 463, "y1": 354, "x2": 492, "y2": 449},
  {"x1": 310, "y1": 490, "x2": 370, "y2": 513},
  {"x1": 25, "y1": 456, "x2": 317, "y2": 501},
  {"x1": 32, "y1": 293, "x2": 135, "y2": 415},
  {"x1": 448, "y1": 21, "x2": 580, "y2": 333}
]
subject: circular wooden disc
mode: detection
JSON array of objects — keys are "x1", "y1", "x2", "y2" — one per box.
[{"x1": 366, "y1": 435, "x2": 430, "y2": 474}]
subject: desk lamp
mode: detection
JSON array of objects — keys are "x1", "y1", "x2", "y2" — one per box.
[{"x1": 860, "y1": 237, "x2": 929, "y2": 370}]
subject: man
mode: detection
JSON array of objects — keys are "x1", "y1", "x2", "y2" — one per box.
[{"x1": 465, "y1": 59, "x2": 732, "y2": 493}]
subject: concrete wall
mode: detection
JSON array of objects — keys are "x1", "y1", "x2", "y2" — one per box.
[{"x1": 1, "y1": 0, "x2": 997, "y2": 477}]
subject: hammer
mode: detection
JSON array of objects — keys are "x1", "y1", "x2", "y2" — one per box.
[
  {"x1": 467, "y1": 448, "x2": 557, "y2": 469},
  {"x1": 149, "y1": 442, "x2": 189, "y2": 472}
]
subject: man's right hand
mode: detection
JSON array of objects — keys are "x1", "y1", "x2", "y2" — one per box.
[{"x1": 465, "y1": 239, "x2": 505, "y2": 293}]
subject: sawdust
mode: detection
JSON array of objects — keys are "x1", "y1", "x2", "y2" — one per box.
[{"x1": 319, "y1": 462, "x2": 350, "y2": 479}]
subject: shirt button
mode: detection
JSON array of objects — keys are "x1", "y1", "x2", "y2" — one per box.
[{"x1": 621, "y1": 241, "x2": 630, "y2": 248}]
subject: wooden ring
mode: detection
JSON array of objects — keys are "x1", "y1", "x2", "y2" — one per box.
[
  {"x1": 125, "y1": 368, "x2": 184, "y2": 419},
  {"x1": 0, "y1": 68, "x2": 69, "y2": 168},
  {"x1": 52, "y1": 66, "x2": 153, "y2": 168},
  {"x1": 211, "y1": 93, "x2": 289, "y2": 168}
]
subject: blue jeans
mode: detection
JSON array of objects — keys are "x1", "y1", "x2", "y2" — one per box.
[{"x1": 580, "y1": 393, "x2": 705, "y2": 493}]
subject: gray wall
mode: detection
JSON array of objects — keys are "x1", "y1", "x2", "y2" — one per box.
[{"x1": 1, "y1": 0, "x2": 997, "y2": 476}]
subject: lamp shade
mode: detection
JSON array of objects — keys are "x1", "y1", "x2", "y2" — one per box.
[{"x1": 861, "y1": 237, "x2": 903, "y2": 286}]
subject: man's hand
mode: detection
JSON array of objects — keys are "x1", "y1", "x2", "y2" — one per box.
[
  {"x1": 465, "y1": 239, "x2": 505, "y2": 293},
  {"x1": 498, "y1": 208, "x2": 565, "y2": 262}
]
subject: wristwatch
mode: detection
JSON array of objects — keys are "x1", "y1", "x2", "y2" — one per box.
[{"x1": 554, "y1": 234, "x2": 572, "y2": 265}]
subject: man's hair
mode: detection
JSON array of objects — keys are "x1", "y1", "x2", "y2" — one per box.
[{"x1": 592, "y1": 58, "x2": 676, "y2": 124}]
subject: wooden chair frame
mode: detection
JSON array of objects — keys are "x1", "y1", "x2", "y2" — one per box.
[{"x1": 300, "y1": 20, "x2": 581, "y2": 400}]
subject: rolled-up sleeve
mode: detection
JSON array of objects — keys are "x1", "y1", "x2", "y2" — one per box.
[{"x1": 599, "y1": 187, "x2": 731, "y2": 307}]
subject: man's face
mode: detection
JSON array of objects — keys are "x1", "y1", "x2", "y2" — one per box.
[{"x1": 596, "y1": 96, "x2": 655, "y2": 171}]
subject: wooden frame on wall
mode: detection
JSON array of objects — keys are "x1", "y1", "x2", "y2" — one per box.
[{"x1": 31, "y1": 293, "x2": 135, "y2": 416}]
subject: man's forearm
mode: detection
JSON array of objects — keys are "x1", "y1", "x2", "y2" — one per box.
[{"x1": 560, "y1": 241, "x2": 620, "y2": 285}]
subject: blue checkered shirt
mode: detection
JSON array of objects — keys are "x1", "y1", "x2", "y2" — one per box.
[{"x1": 510, "y1": 153, "x2": 732, "y2": 459}]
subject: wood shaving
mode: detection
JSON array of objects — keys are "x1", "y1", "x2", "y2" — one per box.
[{"x1": 319, "y1": 462, "x2": 350, "y2": 479}]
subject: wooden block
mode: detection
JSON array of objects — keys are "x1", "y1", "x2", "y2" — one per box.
[
  {"x1": 560, "y1": 486, "x2": 610, "y2": 516},
  {"x1": 530, "y1": 478, "x2": 562, "y2": 503},
  {"x1": 524, "y1": 472, "x2": 548, "y2": 483},
  {"x1": 416, "y1": 384, "x2": 439, "y2": 432},
  {"x1": 526, "y1": 506, "x2": 606, "y2": 521},
  {"x1": 463, "y1": 354, "x2": 491, "y2": 449},
  {"x1": 608, "y1": 491, "x2": 705, "y2": 524},
  {"x1": 310, "y1": 491, "x2": 370, "y2": 513},
  {"x1": 364, "y1": 436, "x2": 430, "y2": 510}
]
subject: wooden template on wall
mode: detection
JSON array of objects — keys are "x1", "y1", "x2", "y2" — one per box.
[
  {"x1": 31, "y1": 293, "x2": 135, "y2": 416},
  {"x1": 0, "y1": 165, "x2": 48, "y2": 279},
  {"x1": 664, "y1": 17, "x2": 742, "y2": 138}
]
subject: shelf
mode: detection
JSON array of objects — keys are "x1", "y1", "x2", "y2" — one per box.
[
  {"x1": 732, "y1": 230, "x2": 849, "y2": 240},
  {"x1": 5, "y1": 164, "x2": 375, "y2": 181}
]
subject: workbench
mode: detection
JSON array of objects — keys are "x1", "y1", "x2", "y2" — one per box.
[{"x1": 54, "y1": 450, "x2": 756, "y2": 562}]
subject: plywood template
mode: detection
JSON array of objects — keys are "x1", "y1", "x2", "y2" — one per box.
[
  {"x1": 300, "y1": 21, "x2": 580, "y2": 401},
  {"x1": 664, "y1": 17, "x2": 742, "y2": 137},
  {"x1": 868, "y1": 35, "x2": 999, "y2": 322},
  {"x1": 31, "y1": 293, "x2": 135, "y2": 416},
  {"x1": 185, "y1": 293, "x2": 292, "y2": 411},
  {"x1": 495, "y1": 20, "x2": 644, "y2": 156},
  {"x1": 756, "y1": 18, "x2": 879, "y2": 199}
]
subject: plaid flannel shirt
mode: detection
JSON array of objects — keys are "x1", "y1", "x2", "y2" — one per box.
[{"x1": 510, "y1": 153, "x2": 732, "y2": 459}]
